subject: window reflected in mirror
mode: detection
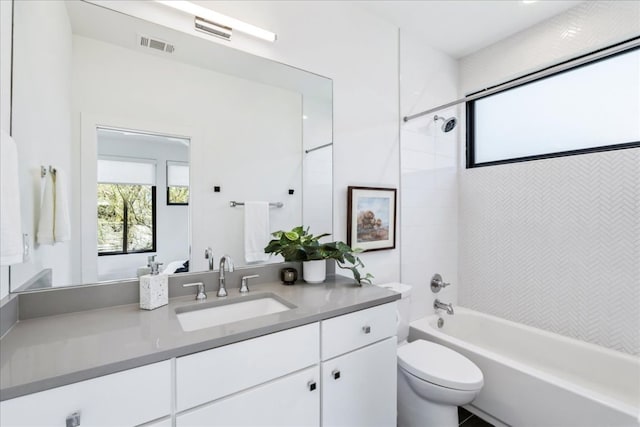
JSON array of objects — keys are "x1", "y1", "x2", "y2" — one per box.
[
  {"x1": 95, "y1": 128, "x2": 189, "y2": 281},
  {"x1": 166, "y1": 161, "x2": 189, "y2": 205}
]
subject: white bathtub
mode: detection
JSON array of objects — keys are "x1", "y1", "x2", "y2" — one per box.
[{"x1": 410, "y1": 307, "x2": 640, "y2": 427}]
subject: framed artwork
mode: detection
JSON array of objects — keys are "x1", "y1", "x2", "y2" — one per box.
[{"x1": 347, "y1": 186, "x2": 396, "y2": 252}]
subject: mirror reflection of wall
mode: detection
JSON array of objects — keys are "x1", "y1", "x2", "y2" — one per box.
[
  {"x1": 94, "y1": 128, "x2": 190, "y2": 282},
  {"x1": 9, "y1": 0, "x2": 332, "y2": 293}
]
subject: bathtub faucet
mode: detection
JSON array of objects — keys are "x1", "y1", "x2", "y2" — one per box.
[{"x1": 434, "y1": 299, "x2": 454, "y2": 315}]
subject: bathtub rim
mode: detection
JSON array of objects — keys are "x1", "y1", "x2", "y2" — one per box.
[{"x1": 409, "y1": 306, "x2": 640, "y2": 420}]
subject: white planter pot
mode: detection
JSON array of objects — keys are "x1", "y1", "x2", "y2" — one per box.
[{"x1": 303, "y1": 260, "x2": 326, "y2": 283}]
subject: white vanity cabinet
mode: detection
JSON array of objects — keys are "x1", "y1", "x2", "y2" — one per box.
[
  {"x1": 175, "y1": 323, "x2": 320, "y2": 411},
  {"x1": 175, "y1": 302, "x2": 397, "y2": 427},
  {"x1": 0, "y1": 360, "x2": 171, "y2": 427},
  {"x1": 320, "y1": 302, "x2": 398, "y2": 427},
  {"x1": 0, "y1": 302, "x2": 397, "y2": 427},
  {"x1": 177, "y1": 366, "x2": 320, "y2": 426}
]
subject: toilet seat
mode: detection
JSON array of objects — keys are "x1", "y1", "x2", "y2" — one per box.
[{"x1": 397, "y1": 340, "x2": 483, "y2": 391}]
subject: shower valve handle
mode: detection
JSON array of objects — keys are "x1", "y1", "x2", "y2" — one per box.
[{"x1": 430, "y1": 273, "x2": 450, "y2": 293}]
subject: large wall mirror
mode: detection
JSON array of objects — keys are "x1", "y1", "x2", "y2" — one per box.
[{"x1": 9, "y1": 0, "x2": 333, "y2": 292}]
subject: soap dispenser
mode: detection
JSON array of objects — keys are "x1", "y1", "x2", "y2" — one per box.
[{"x1": 139, "y1": 261, "x2": 168, "y2": 310}]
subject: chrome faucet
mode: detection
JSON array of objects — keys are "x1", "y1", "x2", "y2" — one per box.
[
  {"x1": 217, "y1": 255, "x2": 234, "y2": 297},
  {"x1": 434, "y1": 299, "x2": 454, "y2": 315},
  {"x1": 205, "y1": 247, "x2": 214, "y2": 271}
]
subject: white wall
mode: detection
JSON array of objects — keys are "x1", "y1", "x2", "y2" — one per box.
[
  {"x1": 458, "y1": 1, "x2": 640, "y2": 355},
  {"x1": 303, "y1": 96, "x2": 333, "y2": 239},
  {"x1": 9, "y1": 1, "x2": 73, "y2": 291},
  {"x1": 205, "y1": 1, "x2": 401, "y2": 283},
  {"x1": 0, "y1": 0, "x2": 13, "y2": 299},
  {"x1": 96, "y1": 136, "x2": 189, "y2": 281},
  {"x1": 72, "y1": 35, "x2": 302, "y2": 273},
  {"x1": 399, "y1": 30, "x2": 460, "y2": 320},
  {"x1": 6, "y1": 0, "x2": 404, "y2": 295},
  {"x1": 109, "y1": 0, "x2": 402, "y2": 283}
]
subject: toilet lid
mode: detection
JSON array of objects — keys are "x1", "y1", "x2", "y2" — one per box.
[{"x1": 397, "y1": 340, "x2": 483, "y2": 391}]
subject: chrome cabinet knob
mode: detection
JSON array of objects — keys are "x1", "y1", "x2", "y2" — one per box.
[
  {"x1": 430, "y1": 273, "x2": 450, "y2": 293},
  {"x1": 362, "y1": 325, "x2": 371, "y2": 334}
]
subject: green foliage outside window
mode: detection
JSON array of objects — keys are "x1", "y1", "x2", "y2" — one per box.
[
  {"x1": 168, "y1": 186, "x2": 189, "y2": 205},
  {"x1": 97, "y1": 183, "x2": 155, "y2": 254}
]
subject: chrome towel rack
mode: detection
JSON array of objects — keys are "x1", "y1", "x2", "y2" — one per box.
[{"x1": 230, "y1": 201, "x2": 283, "y2": 208}]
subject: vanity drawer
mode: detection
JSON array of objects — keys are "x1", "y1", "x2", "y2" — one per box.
[
  {"x1": 176, "y1": 366, "x2": 320, "y2": 427},
  {"x1": 0, "y1": 360, "x2": 171, "y2": 427},
  {"x1": 321, "y1": 302, "x2": 397, "y2": 360},
  {"x1": 176, "y1": 322, "x2": 319, "y2": 411}
]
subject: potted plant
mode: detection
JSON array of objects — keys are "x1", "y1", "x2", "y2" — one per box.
[{"x1": 264, "y1": 226, "x2": 373, "y2": 285}]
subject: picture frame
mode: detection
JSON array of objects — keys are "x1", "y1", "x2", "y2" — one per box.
[{"x1": 347, "y1": 186, "x2": 397, "y2": 252}]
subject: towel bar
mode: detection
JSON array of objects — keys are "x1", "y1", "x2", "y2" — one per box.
[{"x1": 229, "y1": 201, "x2": 283, "y2": 208}]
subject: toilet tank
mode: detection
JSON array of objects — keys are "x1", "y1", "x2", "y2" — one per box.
[{"x1": 377, "y1": 282, "x2": 412, "y2": 343}]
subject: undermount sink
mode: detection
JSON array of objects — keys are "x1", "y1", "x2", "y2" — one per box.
[{"x1": 175, "y1": 293, "x2": 295, "y2": 332}]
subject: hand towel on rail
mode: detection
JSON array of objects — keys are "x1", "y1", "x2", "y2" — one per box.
[
  {"x1": 244, "y1": 201, "x2": 270, "y2": 263},
  {"x1": 53, "y1": 169, "x2": 71, "y2": 242},
  {"x1": 37, "y1": 172, "x2": 55, "y2": 245},
  {"x1": 37, "y1": 168, "x2": 71, "y2": 244}
]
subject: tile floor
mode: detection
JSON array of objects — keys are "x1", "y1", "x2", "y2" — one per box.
[{"x1": 458, "y1": 407, "x2": 494, "y2": 427}]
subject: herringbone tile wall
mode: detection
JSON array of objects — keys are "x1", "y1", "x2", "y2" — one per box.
[{"x1": 459, "y1": 148, "x2": 640, "y2": 355}]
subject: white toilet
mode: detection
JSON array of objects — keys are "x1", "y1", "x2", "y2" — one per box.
[{"x1": 378, "y1": 283, "x2": 484, "y2": 427}]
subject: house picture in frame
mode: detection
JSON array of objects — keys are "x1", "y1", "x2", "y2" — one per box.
[{"x1": 347, "y1": 186, "x2": 396, "y2": 252}]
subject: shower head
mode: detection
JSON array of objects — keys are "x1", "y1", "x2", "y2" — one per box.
[{"x1": 434, "y1": 115, "x2": 457, "y2": 133}]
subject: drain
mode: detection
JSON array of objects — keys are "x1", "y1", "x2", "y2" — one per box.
[{"x1": 437, "y1": 317, "x2": 444, "y2": 328}]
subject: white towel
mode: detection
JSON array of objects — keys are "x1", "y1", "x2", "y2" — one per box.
[
  {"x1": 244, "y1": 201, "x2": 270, "y2": 263},
  {"x1": 37, "y1": 168, "x2": 71, "y2": 244},
  {"x1": 162, "y1": 260, "x2": 187, "y2": 275},
  {"x1": 37, "y1": 172, "x2": 55, "y2": 245},
  {"x1": 53, "y1": 169, "x2": 70, "y2": 242},
  {"x1": 0, "y1": 129, "x2": 23, "y2": 265}
]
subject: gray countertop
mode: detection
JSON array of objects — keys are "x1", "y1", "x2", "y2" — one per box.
[{"x1": 0, "y1": 277, "x2": 399, "y2": 401}]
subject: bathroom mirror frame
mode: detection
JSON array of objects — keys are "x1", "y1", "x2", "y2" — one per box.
[{"x1": 8, "y1": 0, "x2": 334, "y2": 293}]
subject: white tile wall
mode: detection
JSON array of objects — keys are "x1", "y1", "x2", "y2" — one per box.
[
  {"x1": 460, "y1": 1, "x2": 640, "y2": 94},
  {"x1": 458, "y1": 0, "x2": 640, "y2": 356},
  {"x1": 400, "y1": 30, "x2": 459, "y2": 320},
  {"x1": 459, "y1": 149, "x2": 640, "y2": 355}
]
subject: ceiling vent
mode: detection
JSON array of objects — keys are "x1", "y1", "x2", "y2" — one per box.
[
  {"x1": 194, "y1": 16, "x2": 232, "y2": 41},
  {"x1": 138, "y1": 34, "x2": 175, "y2": 54}
]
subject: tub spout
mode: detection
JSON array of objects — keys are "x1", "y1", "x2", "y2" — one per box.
[{"x1": 434, "y1": 299, "x2": 454, "y2": 315}]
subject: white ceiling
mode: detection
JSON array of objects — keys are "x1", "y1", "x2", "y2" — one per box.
[{"x1": 356, "y1": 0, "x2": 584, "y2": 58}]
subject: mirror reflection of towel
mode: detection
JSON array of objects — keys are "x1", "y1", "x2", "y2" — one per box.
[
  {"x1": 53, "y1": 169, "x2": 71, "y2": 242},
  {"x1": 0, "y1": 129, "x2": 23, "y2": 265},
  {"x1": 244, "y1": 201, "x2": 270, "y2": 263},
  {"x1": 37, "y1": 169, "x2": 71, "y2": 245}
]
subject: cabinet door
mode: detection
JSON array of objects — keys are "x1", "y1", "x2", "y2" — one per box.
[
  {"x1": 177, "y1": 323, "x2": 319, "y2": 411},
  {"x1": 0, "y1": 361, "x2": 171, "y2": 427},
  {"x1": 177, "y1": 365, "x2": 320, "y2": 427},
  {"x1": 321, "y1": 337, "x2": 396, "y2": 427}
]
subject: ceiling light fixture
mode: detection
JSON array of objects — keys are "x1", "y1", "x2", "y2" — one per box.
[{"x1": 155, "y1": 0, "x2": 277, "y2": 42}]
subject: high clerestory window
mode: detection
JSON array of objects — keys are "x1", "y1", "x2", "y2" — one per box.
[
  {"x1": 466, "y1": 46, "x2": 640, "y2": 168},
  {"x1": 97, "y1": 158, "x2": 157, "y2": 255}
]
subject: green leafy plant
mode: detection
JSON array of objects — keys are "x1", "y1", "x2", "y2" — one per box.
[{"x1": 264, "y1": 226, "x2": 373, "y2": 285}]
